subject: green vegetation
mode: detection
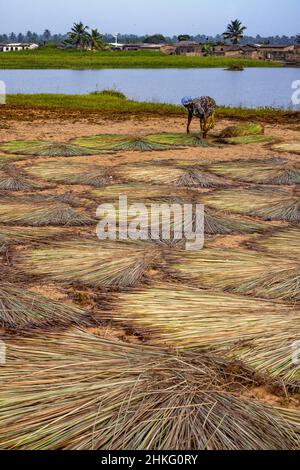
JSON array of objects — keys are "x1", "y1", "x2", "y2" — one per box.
[
  {"x1": 5, "y1": 93, "x2": 299, "y2": 123},
  {"x1": 0, "y1": 46, "x2": 281, "y2": 69},
  {"x1": 223, "y1": 19, "x2": 247, "y2": 44}
]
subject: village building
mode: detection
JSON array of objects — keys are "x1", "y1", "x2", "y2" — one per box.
[
  {"x1": 257, "y1": 44, "x2": 295, "y2": 60},
  {"x1": 161, "y1": 41, "x2": 203, "y2": 56},
  {"x1": 0, "y1": 43, "x2": 39, "y2": 52},
  {"x1": 211, "y1": 43, "x2": 300, "y2": 64},
  {"x1": 121, "y1": 43, "x2": 163, "y2": 52}
]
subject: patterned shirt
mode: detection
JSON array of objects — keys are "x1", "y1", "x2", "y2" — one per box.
[{"x1": 189, "y1": 96, "x2": 217, "y2": 119}]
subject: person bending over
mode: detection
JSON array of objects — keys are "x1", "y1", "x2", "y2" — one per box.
[{"x1": 182, "y1": 96, "x2": 217, "y2": 139}]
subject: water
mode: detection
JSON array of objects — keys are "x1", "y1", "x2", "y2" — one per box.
[{"x1": 1, "y1": 68, "x2": 299, "y2": 109}]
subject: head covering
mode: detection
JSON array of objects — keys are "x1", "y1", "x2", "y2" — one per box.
[{"x1": 181, "y1": 96, "x2": 193, "y2": 106}]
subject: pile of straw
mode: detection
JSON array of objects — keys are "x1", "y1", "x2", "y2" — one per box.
[
  {"x1": 0, "y1": 140, "x2": 96, "y2": 157},
  {"x1": 19, "y1": 239, "x2": 159, "y2": 288},
  {"x1": 0, "y1": 329, "x2": 297, "y2": 450},
  {"x1": 0, "y1": 199, "x2": 94, "y2": 226},
  {"x1": 0, "y1": 283, "x2": 89, "y2": 330}
]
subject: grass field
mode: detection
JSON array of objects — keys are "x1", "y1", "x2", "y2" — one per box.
[
  {"x1": 5, "y1": 92, "x2": 299, "y2": 122},
  {"x1": 0, "y1": 46, "x2": 282, "y2": 69}
]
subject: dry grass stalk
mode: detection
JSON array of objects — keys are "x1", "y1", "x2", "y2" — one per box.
[
  {"x1": 0, "y1": 283, "x2": 90, "y2": 330},
  {"x1": 0, "y1": 199, "x2": 94, "y2": 226},
  {"x1": 0, "y1": 140, "x2": 96, "y2": 156},
  {"x1": 19, "y1": 239, "x2": 159, "y2": 288},
  {"x1": 105, "y1": 284, "x2": 300, "y2": 385},
  {"x1": 168, "y1": 247, "x2": 300, "y2": 302},
  {"x1": 0, "y1": 329, "x2": 297, "y2": 450}
]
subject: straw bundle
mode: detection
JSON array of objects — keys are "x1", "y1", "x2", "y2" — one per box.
[
  {"x1": 168, "y1": 247, "x2": 300, "y2": 302},
  {"x1": 272, "y1": 141, "x2": 300, "y2": 155},
  {"x1": 208, "y1": 159, "x2": 299, "y2": 185},
  {"x1": 0, "y1": 226, "x2": 72, "y2": 246},
  {"x1": 0, "y1": 171, "x2": 38, "y2": 191},
  {"x1": 0, "y1": 140, "x2": 96, "y2": 157},
  {"x1": 106, "y1": 284, "x2": 299, "y2": 348},
  {"x1": 115, "y1": 164, "x2": 185, "y2": 185},
  {"x1": 74, "y1": 133, "x2": 216, "y2": 152},
  {"x1": 90, "y1": 183, "x2": 191, "y2": 202},
  {"x1": 0, "y1": 154, "x2": 28, "y2": 166},
  {"x1": 254, "y1": 228, "x2": 300, "y2": 259},
  {"x1": 203, "y1": 188, "x2": 295, "y2": 221},
  {"x1": 146, "y1": 132, "x2": 215, "y2": 148},
  {"x1": 73, "y1": 134, "x2": 169, "y2": 152},
  {"x1": 0, "y1": 329, "x2": 297, "y2": 450},
  {"x1": 229, "y1": 337, "x2": 300, "y2": 387},
  {"x1": 106, "y1": 284, "x2": 300, "y2": 385},
  {"x1": 0, "y1": 283, "x2": 89, "y2": 330},
  {"x1": 19, "y1": 240, "x2": 159, "y2": 288},
  {"x1": 219, "y1": 135, "x2": 275, "y2": 145},
  {"x1": 0, "y1": 200, "x2": 94, "y2": 226},
  {"x1": 204, "y1": 210, "x2": 267, "y2": 234},
  {"x1": 175, "y1": 168, "x2": 228, "y2": 188},
  {"x1": 219, "y1": 122, "x2": 264, "y2": 138},
  {"x1": 252, "y1": 198, "x2": 300, "y2": 223},
  {"x1": 25, "y1": 160, "x2": 112, "y2": 187}
]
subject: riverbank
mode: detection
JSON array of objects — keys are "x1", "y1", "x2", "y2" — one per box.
[
  {"x1": 2, "y1": 92, "x2": 299, "y2": 124},
  {"x1": 0, "y1": 47, "x2": 282, "y2": 69}
]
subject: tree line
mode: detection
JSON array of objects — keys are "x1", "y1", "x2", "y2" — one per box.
[{"x1": 1, "y1": 21, "x2": 299, "y2": 47}]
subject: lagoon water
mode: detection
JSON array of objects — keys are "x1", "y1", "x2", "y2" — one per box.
[{"x1": 1, "y1": 67, "x2": 299, "y2": 109}]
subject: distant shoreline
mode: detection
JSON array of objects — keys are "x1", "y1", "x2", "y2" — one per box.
[{"x1": 0, "y1": 48, "x2": 282, "y2": 69}]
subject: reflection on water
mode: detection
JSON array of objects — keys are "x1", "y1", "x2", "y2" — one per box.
[{"x1": 1, "y1": 67, "x2": 300, "y2": 109}]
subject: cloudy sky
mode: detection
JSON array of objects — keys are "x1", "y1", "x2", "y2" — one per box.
[{"x1": 2, "y1": 0, "x2": 299, "y2": 36}]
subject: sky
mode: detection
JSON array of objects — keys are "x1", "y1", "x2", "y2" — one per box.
[{"x1": 2, "y1": 0, "x2": 299, "y2": 36}]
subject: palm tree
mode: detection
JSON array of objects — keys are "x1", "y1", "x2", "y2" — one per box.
[
  {"x1": 223, "y1": 20, "x2": 247, "y2": 44},
  {"x1": 66, "y1": 22, "x2": 90, "y2": 50},
  {"x1": 88, "y1": 29, "x2": 105, "y2": 50}
]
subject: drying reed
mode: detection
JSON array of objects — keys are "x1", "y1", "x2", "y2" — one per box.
[
  {"x1": 0, "y1": 200, "x2": 94, "y2": 226},
  {"x1": 19, "y1": 239, "x2": 159, "y2": 288},
  {"x1": 0, "y1": 154, "x2": 28, "y2": 166},
  {"x1": 219, "y1": 135, "x2": 275, "y2": 145},
  {"x1": 115, "y1": 164, "x2": 185, "y2": 185},
  {"x1": 73, "y1": 134, "x2": 169, "y2": 152},
  {"x1": 146, "y1": 132, "x2": 215, "y2": 148},
  {"x1": 0, "y1": 140, "x2": 96, "y2": 157},
  {"x1": 106, "y1": 284, "x2": 299, "y2": 348},
  {"x1": 106, "y1": 284, "x2": 300, "y2": 385},
  {"x1": 254, "y1": 227, "x2": 300, "y2": 259},
  {"x1": 25, "y1": 160, "x2": 112, "y2": 187},
  {"x1": 175, "y1": 168, "x2": 228, "y2": 188},
  {"x1": 168, "y1": 247, "x2": 300, "y2": 302},
  {"x1": 90, "y1": 183, "x2": 191, "y2": 202},
  {"x1": 203, "y1": 188, "x2": 299, "y2": 222},
  {"x1": 207, "y1": 159, "x2": 300, "y2": 185},
  {"x1": 0, "y1": 283, "x2": 89, "y2": 330},
  {"x1": 204, "y1": 210, "x2": 267, "y2": 234},
  {"x1": 0, "y1": 329, "x2": 297, "y2": 450},
  {"x1": 219, "y1": 122, "x2": 264, "y2": 138},
  {"x1": 0, "y1": 226, "x2": 72, "y2": 246},
  {"x1": 272, "y1": 141, "x2": 300, "y2": 155},
  {"x1": 24, "y1": 191, "x2": 86, "y2": 207},
  {"x1": 0, "y1": 164, "x2": 42, "y2": 191},
  {"x1": 228, "y1": 336, "x2": 300, "y2": 387},
  {"x1": 0, "y1": 171, "x2": 38, "y2": 191},
  {"x1": 252, "y1": 198, "x2": 300, "y2": 223},
  {"x1": 74, "y1": 133, "x2": 215, "y2": 152}
]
